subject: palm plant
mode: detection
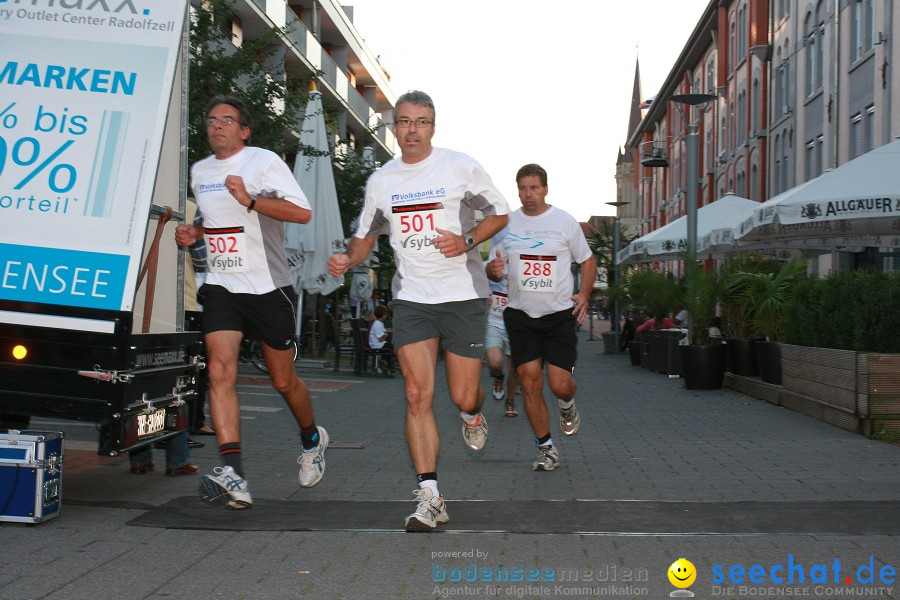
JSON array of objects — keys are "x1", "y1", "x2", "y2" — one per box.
[
  {"x1": 625, "y1": 268, "x2": 679, "y2": 327},
  {"x1": 678, "y1": 260, "x2": 721, "y2": 345},
  {"x1": 736, "y1": 260, "x2": 807, "y2": 341}
]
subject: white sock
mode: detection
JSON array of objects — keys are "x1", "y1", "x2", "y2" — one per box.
[
  {"x1": 459, "y1": 410, "x2": 481, "y2": 425},
  {"x1": 557, "y1": 398, "x2": 574, "y2": 409},
  {"x1": 419, "y1": 480, "x2": 439, "y2": 498},
  {"x1": 538, "y1": 437, "x2": 554, "y2": 448}
]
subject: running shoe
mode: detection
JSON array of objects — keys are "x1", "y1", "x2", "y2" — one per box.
[
  {"x1": 297, "y1": 426, "x2": 329, "y2": 488},
  {"x1": 558, "y1": 399, "x2": 581, "y2": 436},
  {"x1": 491, "y1": 377, "x2": 504, "y2": 400},
  {"x1": 405, "y1": 487, "x2": 449, "y2": 531},
  {"x1": 532, "y1": 445, "x2": 560, "y2": 471},
  {"x1": 199, "y1": 466, "x2": 252, "y2": 509},
  {"x1": 461, "y1": 414, "x2": 488, "y2": 451},
  {"x1": 504, "y1": 400, "x2": 517, "y2": 417}
]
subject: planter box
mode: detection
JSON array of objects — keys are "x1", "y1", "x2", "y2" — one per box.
[{"x1": 777, "y1": 344, "x2": 900, "y2": 439}]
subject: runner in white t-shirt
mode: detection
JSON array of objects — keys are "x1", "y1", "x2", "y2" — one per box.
[
  {"x1": 329, "y1": 91, "x2": 509, "y2": 531},
  {"x1": 487, "y1": 164, "x2": 596, "y2": 473},
  {"x1": 484, "y1": 228, "x2": 519, "y2": 417},
  {"x1": 175, "y1": 96, "x2": 329, "y2": 511}
]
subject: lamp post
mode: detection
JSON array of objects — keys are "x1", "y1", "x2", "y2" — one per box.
[
  {"x1": 605, "y1": 201, "x2": 629, "y2": 350},
  {"x1": 669, "y1": 93, "x2": 716, "y2": 343}
]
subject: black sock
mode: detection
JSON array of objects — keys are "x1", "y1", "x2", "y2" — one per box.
[
  {"x1": 417, "y1": 472, "x2": 438, "y2": 484},
  {"x1": 490, "y1": 371, "x2": 504, "y2": 380},
  {"x1": 535, "y1": 433, "x2": 552, "y2": 447},
  {"x1": 300, "y1": 422, "x2": 319, "y2": 449},
  {"x1": 219, "y1": 443, "x2": 243, "y2": 477}
]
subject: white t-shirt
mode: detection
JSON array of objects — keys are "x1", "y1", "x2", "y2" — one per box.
[
  {"x1": 354, "y1": 147, "x2": 509, "y2": 303},
  {"x1": 191, "y1": 147, "x2": 310, "y2": 295},
  {"x1": 503, "y1": 206, "x2": 592, "y2": 318},
  {"x1": 369, "y1": 319, "x2": 387, "y2": 349}
]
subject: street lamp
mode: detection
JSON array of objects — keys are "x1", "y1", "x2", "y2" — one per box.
[
  {"x1": 605, "y1": 201, "x2": 630, "y2": 350},
  {"x1": 669, "y1": 93, "x2": 716, "y2": 342},
  {"x1": 668, "y1": 94, "x2": 717, "y2": 262}
]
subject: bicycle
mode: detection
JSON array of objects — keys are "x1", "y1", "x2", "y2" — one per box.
[{"x1": 239, "y1": 336, "x2": 299, "y2": 374}]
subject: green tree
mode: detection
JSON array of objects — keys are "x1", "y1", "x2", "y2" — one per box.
[{"x1": 188, "y1": 0, "x2": 317, "y2": 166}]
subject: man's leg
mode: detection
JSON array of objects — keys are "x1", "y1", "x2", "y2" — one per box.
[
  {"x1": 397, "y1": 338, "x2": 440, "y2": 473},
  {"x1": 546, "y1": 364, "x2": 577, "y2": 402},
  {"x1": 264, "y1": 343, "x2": 328, "y2": 488},
  {"x1": 517, "y1": 358, "x2": 559, "y2": 471},
  {"x1": 517, "y1": 358, "x2": 548, "y2": 437},
  {"x1": 397, "y1": 338, "x2": 449, "y2": 531},
  {"x1": 200, "y1": 330, "x2": 252, "y2": 509},
  {"x1": 205, "y1": 330, "x2": 243, "y2": 450},
  {"x1": 504, "y1": 355, "x2": 519, "y2": 416},
  {"x1": 485, "y1": 345, "x2": 505, "y2": 401}
]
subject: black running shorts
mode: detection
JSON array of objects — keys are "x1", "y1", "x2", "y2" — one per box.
[
  {"x1": 503, "y1": 307, "x2": 577, "y2": 372},
  {"x1": 199, "y1": 284, "x2": 297, "y2": 350}
]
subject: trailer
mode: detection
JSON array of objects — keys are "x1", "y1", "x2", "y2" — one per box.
[{"x1": 0, "y1": 1, "x2": 204, "y2": 456}]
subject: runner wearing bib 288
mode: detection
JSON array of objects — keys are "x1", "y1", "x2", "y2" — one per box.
[
  {"x1": 328, "y1": 91, "x2": 509, "y2": 531},
  {"x1": 487, "y1": 163, "x2": 596, "y2": 473}
]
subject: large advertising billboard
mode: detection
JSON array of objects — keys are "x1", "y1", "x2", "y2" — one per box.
[{"x1": 0, "y1": 0, "x2": 187, "y2": 312}]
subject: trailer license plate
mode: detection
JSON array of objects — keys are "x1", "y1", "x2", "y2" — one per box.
[{"x1": 137, "y1": 409, "x2": 166, "y2": 437}]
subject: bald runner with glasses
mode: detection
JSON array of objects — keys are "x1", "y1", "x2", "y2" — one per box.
[
  {"x1": 176, "y1": 95, "x2": 329, "y2": 511},
  {"x1": 329, "y1": 90, "x2": 509, "y2": 531}
]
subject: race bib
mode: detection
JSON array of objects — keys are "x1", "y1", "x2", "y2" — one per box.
[
  {"x1": 391, "y1": 203, "x2": 446, "y2": 254},
  {"x1": 205, "y1": 226, "x2": 248, "y2": 273},
  {"x1": 489, "y1": 291, "x2": 508, "y2": 317},
  {"x1": 518, "y1": 254, "x2": 557, "y2": 293}
]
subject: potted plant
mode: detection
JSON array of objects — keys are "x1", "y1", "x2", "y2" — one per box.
[
  {"x1": 624, "y1": 269, "x2": 679, "y2": 371},
  {"x1": 719, "y1": 255, "x2": 780, "y2": 376},
  {"x1": 677, "y1": 260, "x2": 727, "y2": 389},
  {"x1": 730, "y1": 259, "x2": 806, "y2": 384}
]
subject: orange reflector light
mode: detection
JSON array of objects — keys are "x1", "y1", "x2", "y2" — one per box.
[{"x1": 12, "y1": 345, "x2": 27, "y2": 360}]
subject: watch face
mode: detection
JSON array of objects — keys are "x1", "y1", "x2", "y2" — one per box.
[{"x1": 466, "y1": 236, "x2": 476, "y2": 250}]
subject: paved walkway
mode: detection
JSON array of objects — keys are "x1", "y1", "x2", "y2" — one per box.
[{"x1": 2, "y1": 330, "x2": 898, "y2": 599}]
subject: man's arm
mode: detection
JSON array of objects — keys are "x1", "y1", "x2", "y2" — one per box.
[
  {"x1": 224, "y1": 174, "x2": 311, "y2": 223},
  {"x1": 571, "y1": 255, "x2": 597, "y2": 324},
  {"x1": 328, "y1": 236, "x2": 378, "y2": 276}
]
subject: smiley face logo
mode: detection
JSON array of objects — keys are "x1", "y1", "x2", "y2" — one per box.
[{"x1": 668, "y1": 558, "x2": 697, "y2": 588}]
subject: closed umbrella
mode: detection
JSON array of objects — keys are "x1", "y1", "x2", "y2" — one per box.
[{"x1": 284, "y1": 89, "x2": 346, "y2": 341}]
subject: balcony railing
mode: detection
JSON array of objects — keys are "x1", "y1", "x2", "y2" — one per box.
[
  {"x1": 640, "y1": 140, "x2": 669, "y2": 167},
  {"x1": 283, "y1": 9, "x2": 308, "y2": 55}
]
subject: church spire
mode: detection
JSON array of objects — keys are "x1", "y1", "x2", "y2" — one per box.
[{"x1": 626, "y1": 56, "x2": 643, "y2": 144}]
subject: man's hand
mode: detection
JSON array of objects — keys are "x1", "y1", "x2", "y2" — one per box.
[
  {"x1": 328, "y1": 253, "x2": 351, "y2": 276},
  {"x1": 434, "y1": 228, "x2": 466, "y2": 258},
  {"x1": 175, "y1": 224, "x2": 199, "y2": 247},
  {"x1": 225, "y1": 174, "x2": 253, "y2": 208},
  {"x1": 486, "y1": 249, "x2": 506, "y2": 281},
  {"x1": 571, "y1": 292, "x2": 590, "y2": 324}
]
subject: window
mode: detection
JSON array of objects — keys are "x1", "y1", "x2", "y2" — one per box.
[
  {"x1": 750, "y1": 163, "x2": 758, "y2": 200},
  {"x1": 737, "y1": 90, "x2": 746, "y2": 143},
  {"x1": 816, "y1": 135, "x2": 825, "y2": 176},
  {"x1": 805, "y1": 13, "x2": 817, "y2": 96},
  {"x1": 864, "y1": 105, "x2": 875, "y2": 153},
  {"x1": 707, "y1": 58, "x2": 716, "y2": 92},
  {"x1": 752, "y1": 78, "x2": 760, "y2": 133},
  {"x1": 850, "y1": 113, "x2": 862, "y2": 159},
  {"x1": 738, "y1": 4, "x2": 748, "y2": 57},
  {"x1": 815, "y1": 2, "x2": 825, "y2": 92},
  {"x1": 806, "y1": 140, "x2": 816, "y2": 180},
  {"x1": 730, "y1": 16, "x2": 736, "y2": 71},
  {"x1": 774, "y1": 134, "x2": 782, "y2": 194}
]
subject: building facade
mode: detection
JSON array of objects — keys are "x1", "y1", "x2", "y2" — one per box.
[
  {"x1": 623, "y1": 0, "x2": 900, "y2": 272},
  {"x1": 218, "y1": 0, "x2": 396, "y2": 163}
]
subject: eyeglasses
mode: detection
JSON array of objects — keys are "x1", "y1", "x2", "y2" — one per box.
[
  {"x1": 394, "y1": 118, "x2": 433, "y2": 128},
  {"x1": 206, "y1": 115, "x2": 241, "y2": 127}
]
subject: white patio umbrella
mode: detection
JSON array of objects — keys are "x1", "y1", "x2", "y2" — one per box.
[
  {"x1": 284, "y1": 89, "x2": 346, "y2": 297},
  {"x1": 731, "y1": 141, "x2": 900, "y2": 250},
  {"x1": 284, "y1": 89, "x2": 346, "y2": 340},
  {"x1": 618, "y1": 193, "x2": 758, "y2": 264}
]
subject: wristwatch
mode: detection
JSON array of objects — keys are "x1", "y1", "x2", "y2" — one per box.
[{"x1": 465, "y1": 235, "x2": 476, "y2": 251}]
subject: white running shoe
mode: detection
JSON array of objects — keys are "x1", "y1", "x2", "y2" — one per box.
[
  {"x1": 405, "y1": 488, "x2": 449, "y2": 531},
  {"x1": 558, "y1": 399, "x2": 581, "y2": 436},
  {"x1": 532, "y1": 445, "x2": 560, "y2": 471},
  {"x1": 461, "y1": 414, "x2": 488, "y2": 451},
  {"x1": 298, "y1": 426, "x2": 329, "y2": 488},
  {"x1": 199, "y1": 466, "x2": 253, "y2": 510},
  {"x1": 491, "y1": 377, "x2": 504, "y2": 400}
]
